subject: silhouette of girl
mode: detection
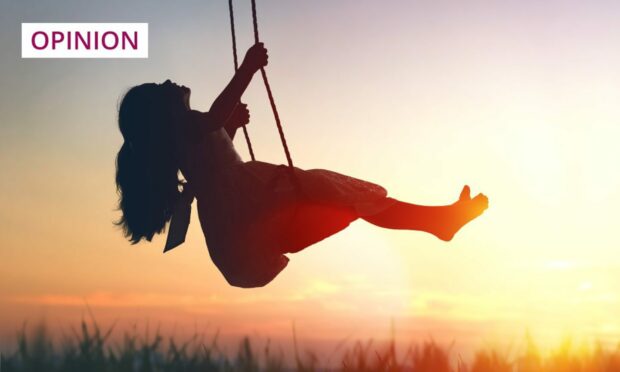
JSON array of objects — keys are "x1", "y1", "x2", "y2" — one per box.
[{"x1": 115, "y1": 43, "x2": 488, "y2": 288}]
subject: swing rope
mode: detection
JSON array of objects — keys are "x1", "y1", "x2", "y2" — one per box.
[
  {"x1": 250, "y1": 0, "x2": 295, "y2": 168},
  {"x1": 228, "y1": 0, "x2": 256, "y2": 161},
  {"x1": 227, "y1": 0, "x2": 295, "y2": 169}
]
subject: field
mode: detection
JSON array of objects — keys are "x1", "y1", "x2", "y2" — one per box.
[{"x1": 2, "y1": 317, "x2": 620, "y2": 372}]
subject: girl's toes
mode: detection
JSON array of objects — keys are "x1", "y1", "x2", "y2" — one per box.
[
  {"x1": 473, "y1": 193, "x2": 489, "y2": 209},
  {"x1": 459, "y1": 185, "x2": 471, "y2": 201}
]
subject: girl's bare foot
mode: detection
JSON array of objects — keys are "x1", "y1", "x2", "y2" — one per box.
[{"x1": 433, "y1": 185, "x2": 489, "y2": 241}]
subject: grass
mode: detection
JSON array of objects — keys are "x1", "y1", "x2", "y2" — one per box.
[{"x1": 2, "y1": 318, "x2": 620, "y2": 372}]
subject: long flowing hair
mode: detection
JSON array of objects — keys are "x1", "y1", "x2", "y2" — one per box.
[{"x1": 115, "y1": 83, "x2": 185, "y2": 244}]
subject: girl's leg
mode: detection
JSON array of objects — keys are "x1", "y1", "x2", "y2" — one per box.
[
  {"x1": 362, "y1": 186, "x2": 488, "y2": 241},
  {"x1": 248, "y1": 186, "x2": 486, "y2": 255},
  {"x1": 280, "y1": 202, "x2": 359, "y2": 253},
  {"x1": 243, "y1": 197, "x2": 358, "y2": 255}
]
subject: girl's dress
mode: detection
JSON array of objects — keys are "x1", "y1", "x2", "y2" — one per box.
[{"x1": 167, "y1": 127, "x2": 396, "y2": 288}]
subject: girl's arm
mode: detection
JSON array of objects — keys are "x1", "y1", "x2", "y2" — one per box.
[
  {"x1": 224, "y1": 103, "x2": 250, "y2": 140},
  {"x1": 183, "y1": 101, "x2": 248, "y2": 143},
  {"x1": 209, "y1": 43, "x2": 268, "y2": 126},
  {"x1": 185, "y1": 43, "x2": 265, "y2": 140}
]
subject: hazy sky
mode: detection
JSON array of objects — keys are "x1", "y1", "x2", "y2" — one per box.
[{"x1": 2, "y1": 0, "x2": 620, "y2": 357}]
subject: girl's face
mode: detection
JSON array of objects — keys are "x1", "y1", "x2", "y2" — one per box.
[{"x1": 160, "y1": 79, "x2": 191, "y2": 110}]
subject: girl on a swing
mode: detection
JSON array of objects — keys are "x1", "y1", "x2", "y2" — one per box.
[{"x1": 115, "y1": 43, "x2": 489, "y2": 288}]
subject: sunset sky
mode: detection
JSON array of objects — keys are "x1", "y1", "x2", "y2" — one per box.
[{"x1": 2, "y1": 0, "x2": 620, "y2": 358}]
